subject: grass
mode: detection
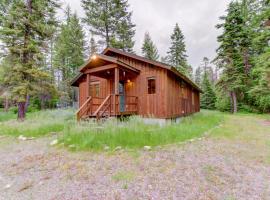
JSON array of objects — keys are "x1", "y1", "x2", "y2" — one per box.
[
  {"x1": 0, "y1": 109, "x2": 74, "y2": 137},
  {"x1": 58, "y1": 110, "x2": 224, "y2": 151},
  {"x1": 0, "y1": 109, "x2": 16, "y2": 122}
]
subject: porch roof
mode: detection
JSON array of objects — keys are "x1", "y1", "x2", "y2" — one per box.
[{"x1": 71, "y1": 54, "x2": 140, "y2": 86}]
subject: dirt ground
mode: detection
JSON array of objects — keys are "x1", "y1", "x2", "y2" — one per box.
[{"x1": 0, "y1": 115, "x2": 270, "y2": 200}]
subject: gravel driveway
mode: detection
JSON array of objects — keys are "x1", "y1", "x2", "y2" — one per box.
[{"x1": 0, "y1": 130, "x2": 269, "y2": 200}]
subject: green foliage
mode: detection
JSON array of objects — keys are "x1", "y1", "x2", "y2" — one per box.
[
  {"x1": 141, "y1": 32, "x2": 159, "y2": 61},
  {"x1": 0, "y1": 109, "x2": 74, "y2": 137},
  {"x1": 82, "y1": 0, "x2": 135, "y2": 51},
  {"x1": 0, "y1": 0, "x2": 59, "y2": 119},
  {"x1": 215, "y1": 1, "x2": 250, "y2": 113},
  {"x1": 53, "y1": 7, "x2": 85, "y2": 105},
  {"x1": 248, "y1": 1, "x2": 270, "y2": 112},
  {"x1": 59, "y1": 111, "x2": 223, "y2": 151},
  {"x1": 215, "y1": 90, "x2": 231, "y2": 112},
  {"x1": 201, "y1": 73, "x2": 216, "y2": 110},
  {"x1": 167, "y1": 23, "x2": 192, "y2": 76}
]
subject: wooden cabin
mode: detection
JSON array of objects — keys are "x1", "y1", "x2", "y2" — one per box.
[{"x1": 71, "y1": 47, "x2": 201, "y2": 121}]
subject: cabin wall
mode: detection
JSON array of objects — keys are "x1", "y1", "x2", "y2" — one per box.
[
  {"x1": 117, "y1": 55, "x2": 167, "y2": 118},
  {"x1": 78, "y1": 75, "x2": 111, "y2": 107},
  {"x1": 166, "y1": 71, "x2": 200, "y2": 118}
]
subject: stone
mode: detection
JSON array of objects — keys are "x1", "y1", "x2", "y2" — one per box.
[
  {"x1": 114, "y1": 146, "x2": 122, "y2": 151},
  {"x1": 144, "y1": 146, "x2": 152, "y2": 151},
  {"x1": 4, "y1": 184, "x2": 11, "y2": 189},
  {"x1": 104, "y1": 146, "x2": 110, "y2": 151},
  {"x1": 18, "y1": 135, "x2": 27, "y2": 141},
  {"x1": 50, "y1": 139, "x2": 58, "y2": 146}
]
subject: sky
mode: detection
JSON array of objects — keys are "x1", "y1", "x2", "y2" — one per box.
[{"x1": 62, "y1": 0, "x2": 231, "y2": 69}]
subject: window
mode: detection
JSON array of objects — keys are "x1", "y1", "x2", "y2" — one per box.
[
  {"x1": 89, "y1": 81, "x2": 100, "y2": 97},
  {"x1": 147, "y1": 77, "x2": 156, "y2": 94}
]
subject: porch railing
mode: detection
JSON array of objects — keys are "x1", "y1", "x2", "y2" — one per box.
[{"x1": 76, "y1": 94, "x2": 138, "y2": 120}]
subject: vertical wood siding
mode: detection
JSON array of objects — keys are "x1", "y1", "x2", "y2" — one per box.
[{"x1": 78, "y1": 53, "x2": 200, "y2": 118}]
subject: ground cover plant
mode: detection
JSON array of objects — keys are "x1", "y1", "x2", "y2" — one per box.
[
  {"x1": 58, "y1": 110, "x2": 224, "y2": 151},
  {"x1": 0, "y1": 109, "x2": 74, "y2": 137}
]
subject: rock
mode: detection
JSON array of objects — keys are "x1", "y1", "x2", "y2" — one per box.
[
  {"x1": 4, "y1": 184, "x2": 11, "y2": 189},
  {"x1": 114, "y1": 146, "x2": 122, "y2": 151},
  {"x1": 144, "y1": 146, "x2": 152, "y2": 151},
  {"x1": 68, "y1": 144, "x2": 76, "y2": 149},
  {"x1": 18, "y1": 135, "x2": 27, "y2": 141},
  {"x1": 104, "y1": 146, "x2": 110, "y2": 151},
  {"x1": 189, "y1": 139, "x2": 195, "y2": 142},
  {"x1": 50, "y1": 139, "x2": 58, "y2": 146}
]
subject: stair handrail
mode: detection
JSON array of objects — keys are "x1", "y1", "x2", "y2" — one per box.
[
  {"x1": 76, "y1": 96, "x2": 92, "y2": 121},
  {"x1": 94, "y1": 94, "x2": 112, "y2": 120}
]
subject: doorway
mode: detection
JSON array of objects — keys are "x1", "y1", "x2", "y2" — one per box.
[{"x1": 119, "y1": 81, "x2": 125, "y2": 112}]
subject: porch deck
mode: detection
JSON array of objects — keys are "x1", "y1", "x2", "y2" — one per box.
[{"x1": 76, "y1": 94, "x2": 138, "y2": 121}]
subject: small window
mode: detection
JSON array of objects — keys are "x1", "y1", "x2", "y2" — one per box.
[
  {"x1": 147, "y1": 77, "x2": 156, "y2": 94},
  {"x1": 90, "y1": 81, "x2": 100, "y2": 97}
]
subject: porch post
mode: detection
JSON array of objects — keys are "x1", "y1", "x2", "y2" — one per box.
[
  {"x1": 86, "y1": 73, "x2": 90, "y2": 98},
  {"x1": 114, "y1": 67, "x2": 119, "y2": 115}
]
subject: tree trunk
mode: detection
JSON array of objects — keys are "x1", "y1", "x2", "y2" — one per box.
[
  {"x1": 17, "y1": 102, "x2": 26, "y2": 121},
  {"x1": 243, "y1": 48, "x2": 250, "y2": 75},
  {"x1": 230, "y1": 91, "x2": 237, "y2": 114},
  {"x1": 24, "y1": 94, "x2": 30, "y2": 112},
  {"x1": 4, "y1": 96, "x2": 9, "y2": 112}
]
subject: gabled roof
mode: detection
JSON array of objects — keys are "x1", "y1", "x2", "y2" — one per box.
[
  {"x1": 103, "y1": 47, "x2": 202, "y2": 92},
  {"x1": 71, "y1": 47, "x2": 202, "y2": 92}
]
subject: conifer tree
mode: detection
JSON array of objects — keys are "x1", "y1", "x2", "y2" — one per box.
[
  {"x1": 200, "y1": 73, "x2": 216, "y2": 110},
  {"x1": 82, "y1": 0, "x2": 135, "y2": 51},
  {"x1": 53, "y1": 7, "x2": 85, "y2": 105},
  {"x1": 89, "y1": 35, "x2": 98, "y2": 57},
  {"x1": 194, "y1": 67, "x2": 202, "y2": 86},
  {"x1": 0, "y1": 0, "x2": 59, "y2": 120},
  {"x1": 110, "y1": 0, "x2": 135, "y2": 52},
  {"x1": 141, "y1": 32, "x2": 159, "y2": 61},
  {"x1": 167, "y1": 23, "x2": 191, "y2": 76},
  {"x1": 216, "y1": 2, "x2": 248, "y2": 113},
  {"x1": 248, "y1": 0, "x2": 270, "y2": 112}
]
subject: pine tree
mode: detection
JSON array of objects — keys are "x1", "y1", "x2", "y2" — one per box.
[
  {"x1": 109, "y1": 0, "x2": 135, "y2": 52},
  {"x1": 194, "y1": 67, "x2": 202, "y2": 86},
  {"x1": 141, "y1": 32, "x2": 159, "y2": 61},
  {"x1": 0, "y1": 0, "x2": 59, "y2": 120},
  {"x1": 167, "y1": 23, "x2": 190, "y2": 76},
  {"x1": 248, "y1": 0, "x2": 270, "y2": 112},
  {"x1": 216, "y1": 2, "x2": 248, "y2": 113},
  {"x1": 53, "y1": 7, "x2": 85, "y2": 105},
  {"x1": 89, "y1": 35, "x2": 98, "y2": 57},
  {"x1": 82, "y1": 0, "x2": 135, "y2": 51},
  {"x1": 200, "y1": 73, "x2": 216, "y2": 110}
]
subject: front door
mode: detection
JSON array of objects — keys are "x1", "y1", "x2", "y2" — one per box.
[{"x1": 119, "y1": 82, "x2": 125, "y2": 112}]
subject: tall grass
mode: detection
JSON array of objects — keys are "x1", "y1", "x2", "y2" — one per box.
[
  {"x1": 0, "y1": 109, "x2": 16, "y2": 122},
  {"x1": 0, "y1": 109, "x2": 74, "y2": 137},
  {"x1": 59, "y1": 110, "x2": 224, "y2": 151}
]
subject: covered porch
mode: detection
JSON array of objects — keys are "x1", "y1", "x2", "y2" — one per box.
[{"x1": 76, "y1": 54, "x2": 140, "y2": 120}]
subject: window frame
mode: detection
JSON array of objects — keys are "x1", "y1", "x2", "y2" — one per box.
[
  {"x1": 89, "y1": 81, "x2": 100, "y2": 97},
  {"x1": 147, "y1": 77, "x2": 156, "y2": 94}
]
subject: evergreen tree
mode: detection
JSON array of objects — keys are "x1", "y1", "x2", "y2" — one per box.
[
  {"x1": 82, "y1": 0, "x2": 135, "y2": 51},
  {"x1": 194, "y1": 67, "x2": 202, "y2": 86},
  {"x1": 167, "y1": 23, "x2": 190, "y2": 76},
  {"x1": 248, "y1": 0, "x2": 270, "y2": 112},
  {"x1": 109, "y1": 0, "x2": 135, "y2": 52},
  {"x1": 216, "y1": 2, "x2": 248, "y2": 113},
  {"x1": 53, "y1": 7, "x2": 85, "y2": 105},
  {"x1": 0, "y1": 0, "x2": 59, "y2": 120},
  {"x1": 141, "y1": 32, "x2": 159, "y2": 61},
  {"x1": 200, "y1": 73, "x2": 216, "y2": 110},
  {"x1": 89, "y1": 35, "x2": 98, "y2": 57}
]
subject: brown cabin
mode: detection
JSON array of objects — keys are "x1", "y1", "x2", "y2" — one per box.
[{"x1": 71, "y1": 47, "x2": 201, "y2": 121}]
